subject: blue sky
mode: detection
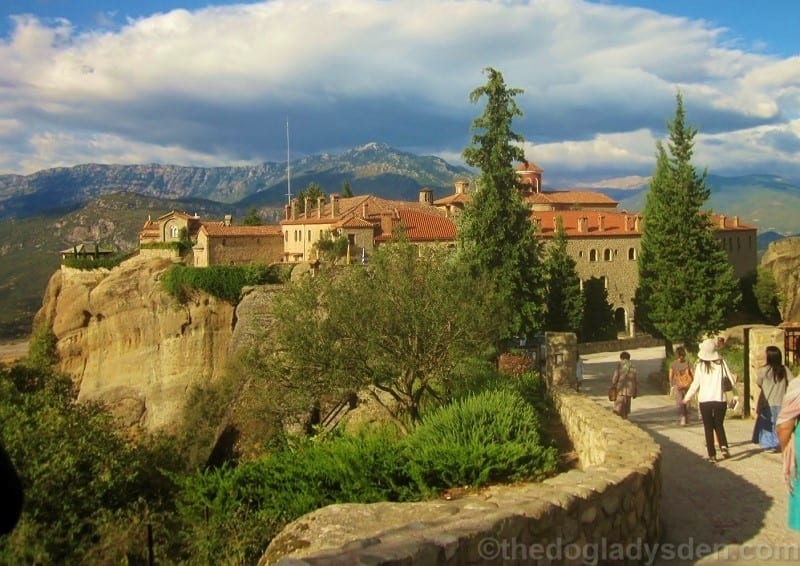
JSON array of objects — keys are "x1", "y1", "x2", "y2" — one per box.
[{"x1": 1, "y1": 0, "x2": 798, "y2": 185}]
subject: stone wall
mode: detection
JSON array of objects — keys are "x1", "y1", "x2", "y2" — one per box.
[
  {"x1": 578, "y1": 335, "x2": 664, "y2": 356},
  {"x1": 260, "y1": 386, "x2": 662, "y2": 565}
]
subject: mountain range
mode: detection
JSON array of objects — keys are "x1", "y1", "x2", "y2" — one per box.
[{"x1": 0, "y1": 143, "x2": 799, "y2": 339}]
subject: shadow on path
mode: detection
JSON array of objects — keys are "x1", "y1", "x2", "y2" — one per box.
[{"x1": 580, "y1": 347, "x2": 799, "y2": 565}]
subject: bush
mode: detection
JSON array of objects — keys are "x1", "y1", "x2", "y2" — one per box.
[
  {"x1": 62, "y1": 252, "x2": 135, "y2": 270},
  {"x1": 161, "y1": 263, "x2": 283, "y2": 304},
  {"x1": 174, "y1": 427, "x2": 415, "y2": 563},
  {"x1": 403, "y1": 388, "x2": 558, "y2": 494}
]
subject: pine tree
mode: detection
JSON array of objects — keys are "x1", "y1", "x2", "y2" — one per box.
[
  {"x1": 341, "y1": 180, "x2": 353, "y2": 198},
  {"x1": 543, "y1": 216, "x2": 584, "y2": 333},
  {"x1": 581, "y1": 277, "x2": 616, "y2": 342},
  {"x1": 635, "y1": 93, "x2": 741, "y2": 351},
  {"x1": 458, "y1": 67, "x2": 546, "y2": 341}
]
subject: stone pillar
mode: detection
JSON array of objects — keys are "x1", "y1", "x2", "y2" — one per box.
[
  {"x1": 545, "y1": 332, "x2": 577, "y2": 388},
  {"x1": 746, "y1": 326, "x2": 786, "y2": 419}
]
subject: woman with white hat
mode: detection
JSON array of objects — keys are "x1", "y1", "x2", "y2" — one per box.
[{"x1": 682, "y1": 337, "x2": 737, "y2": 462}]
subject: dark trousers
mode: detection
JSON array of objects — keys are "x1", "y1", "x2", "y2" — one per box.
[{"x1": 699, "y1": 401, "x2": 729, "y2": 458}]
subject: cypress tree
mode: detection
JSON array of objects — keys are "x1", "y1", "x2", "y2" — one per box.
[
  {"x1": 458, "y1": 67, "x2": 546, "y2": 341},
  {"x1": 581, "y1": 277, "x2": 616, "y2": 342},
  {"x1": 544, "y1": 216, "x2": 584, "y2": 333},
  {"x1": 635, "y1": 93, "x2": 741, "y2": 351}
]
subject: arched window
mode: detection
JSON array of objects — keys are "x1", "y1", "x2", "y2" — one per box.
[
  {"x1": 169, "y1": 225, "x2": 179, "y2": 239},
  {"x1": 604, "y1": 248, "x2": 612, "y2": 261},
  {"x1": 628, "y1": 247, "x2": 637, "y2": 260},
  {"x1": 589, "y1": 249, "x2": 598, "y2": 262}
]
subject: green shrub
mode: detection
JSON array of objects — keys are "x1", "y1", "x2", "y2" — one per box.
[
  {"x1": 161, "y1": 263, "x2": 283, "y2": 304},
  {"x1": 404, "y1": 388, "x2": 558, "y2": 494},
  {"x1": 174, "y1": 427, "x2": 415, "y2": 563},
  {"x1": 62, "y1": 252, "x2": 134, "y2": 270}
]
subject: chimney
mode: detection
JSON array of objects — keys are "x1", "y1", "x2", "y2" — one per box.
[
  {"x1": 577, "y1": 217, "x2": 588, "y2": 233},
  {"x1": 733, "y1": 215, "x2": 740, "y2": 228},
  {"x1": 362, "y1": 201, "x2": 368, "y2": 218},
  {"x1": 304, "y1": 197, "x2": 310, "y2": 216},
  {"x1": 597, "y1": 214, "x2": 605, "y2": 232},
  {"x1": 331, "y1": 194, "x2": 340, "y2": 218},
  {"x1": 317, "y1": 196, "x2": 324, "y2": 218},
  {"x1": 454, "y1": 180, "x2": 469, "y2": 195},
  {"x1": 719, "y1": 215, "x2": 726, "y2": 228},
  {"x1": 224, "y1": 214, "x2": 232, "y2": 226},
  {"x1": 381, "y1": 211, "x2": 395, "y2": 235},
  {"x1": 284, "y1": 204, "x2": 290, "y2": 221},
  {"x1": 291, "y1": 198, "x2": 297, "y2": 220},
  {"x1": 419, "y1": 188, "x2": 433, "y2": 205}
]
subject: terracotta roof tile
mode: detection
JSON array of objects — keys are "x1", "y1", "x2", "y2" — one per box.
[{"x1": 375, "y1": 208, "x2": 457, "y2": 242}]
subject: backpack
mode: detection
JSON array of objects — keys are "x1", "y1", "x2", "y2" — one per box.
[{"x1": 674, "y1": 365, "x2": 693, "y2": 389}]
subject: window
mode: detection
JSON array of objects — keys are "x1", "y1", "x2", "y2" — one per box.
[
  {"x1": 737, "y1": 237, "x2": 741, "y2": 250},
  {"x1": 169, "y1": 225, "x2": 179, "y2": 239},
  {"x1": 603, "y1": 249, "x2": 612, "y2": 261},
  {"x1": 284, "y1": 231, "x2": 288, "y2": 242},
  {"x1": 308, "y1": 230, "x2": 312, "y2": 242},
  {"x1": 589, "y1": 249, "x2": 598, "y2": 262},
  {"x1": 348, "y1": 234, "x2": 356, "y2": 246},
  {"x1": 601, "y1": 276, "x2": 608, "y2": 289},
  {"x1": 628, "y1": 247, "x2": 637, "y2": 260}
]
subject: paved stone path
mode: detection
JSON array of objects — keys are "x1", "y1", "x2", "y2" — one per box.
[{"x1": 581, "y1": 346, "x2": 799, "y2": 565}]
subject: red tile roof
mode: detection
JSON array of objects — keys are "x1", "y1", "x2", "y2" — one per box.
[
  {"x1": 534, "y1": 210, "x2": 641, "y2": 237},
  {"x1": 375, "y1": 208, "x2": 457, "y2": 242},
  {"x1": 533, "y1": 191, "x2": 618, "y2": 206}
]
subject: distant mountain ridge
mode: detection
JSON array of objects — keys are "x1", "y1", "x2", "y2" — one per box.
[{"x1": 0, "y1": 143, "x2": 471, "y2": 219}]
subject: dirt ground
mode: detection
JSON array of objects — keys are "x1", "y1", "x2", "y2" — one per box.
[{"x1": 0, "y1": 340, "x2": 29, "y2": 364}]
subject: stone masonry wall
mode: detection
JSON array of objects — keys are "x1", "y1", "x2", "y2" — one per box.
[{"x1": 261, "y1": 386, "x2": 662, "y2": 565}]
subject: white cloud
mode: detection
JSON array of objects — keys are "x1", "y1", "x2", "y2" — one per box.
[{"x1": 0, "y1": 0, "x2": 798, "y2": 181}]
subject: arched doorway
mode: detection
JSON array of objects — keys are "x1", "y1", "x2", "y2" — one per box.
[{"x1": 614, "y1": 307, "x2": 627, "y2": 336}]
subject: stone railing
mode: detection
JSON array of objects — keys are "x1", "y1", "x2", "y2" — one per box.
[{"x1": 260, "y1": 386, "x2": 662, "y2": 565}]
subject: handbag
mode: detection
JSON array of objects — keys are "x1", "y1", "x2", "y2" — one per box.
[
  {"x1": 608, "y1": 385, "x2": 618, "y2": 402},
  {"x1": 721, "y1": 363, "x2": 733, "y2": 393}
]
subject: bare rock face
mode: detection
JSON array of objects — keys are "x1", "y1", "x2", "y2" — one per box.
[
  {"x1": 36, "y1": 255, "x2": 237, "y2": 431},
  {"x1": 760, "y1": 236, "x2": 800, "y2": 322}
]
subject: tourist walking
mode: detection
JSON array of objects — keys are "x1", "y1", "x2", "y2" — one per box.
[
  {"x1": 776, "y1": 376, "x2": 800, "y2": 530},
  {"x1": 753, "y1": 346, "x2": 794, "y2": 451},
  {"x1": 610, "y1": 351, "x2": 638, "y2": 419},
  {"x1": 682, "y1": 338, "x2": 736, "y2": 462},
  {"x1": 669, "y1": 346, "x2": 693, "y2": 425}
]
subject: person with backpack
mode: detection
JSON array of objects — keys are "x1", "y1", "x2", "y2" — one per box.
[
  {"x1": 753, "y1": 345, "x2": 794, "y2": 451},
  {"x1": 610, "y1": 351, "x2": 638, "y2": 419},
  {"x1": 669, "y1": 345, "x2": 693, "y2": 425}
]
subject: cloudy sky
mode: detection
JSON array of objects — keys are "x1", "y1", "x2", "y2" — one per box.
[{"x1": 1, "y1": 0, "x2": 798, "y2": 184}]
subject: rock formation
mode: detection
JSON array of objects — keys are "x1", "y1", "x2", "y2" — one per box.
[
  {"x1": 760, "y1": 236, "x2": 800, "y2": 322},
  {"x1": 35, "y1": 255, "x2": 241, "y2": 431}
]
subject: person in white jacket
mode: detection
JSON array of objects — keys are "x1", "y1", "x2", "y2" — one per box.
[{"x1": 682, "y1": 337, "x2": 737, "y2": 462}]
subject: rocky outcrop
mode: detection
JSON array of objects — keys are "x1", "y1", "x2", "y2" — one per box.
[
  {"x1": 36, "y1": 255, "x2": 241, "y2": 431},
  {"x1": 760, "y1": 236, "x2": 800, "y2": 322}
]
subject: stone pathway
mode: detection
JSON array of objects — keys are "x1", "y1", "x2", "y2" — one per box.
[{"x1": 581, "y1": 346, "x2": 799, "y2": 565}]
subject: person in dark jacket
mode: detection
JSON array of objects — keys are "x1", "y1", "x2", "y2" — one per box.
[{"x1": 1, "y1": 441, "x2": 23, "y2": 535}]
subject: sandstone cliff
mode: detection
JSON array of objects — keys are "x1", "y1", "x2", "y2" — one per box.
[
  {"x1": 760, "y1": 236, "x2": 800, "y2": 322},
  {"x1": 36, "y1": 255, "x2": 244, "y2": 431}
]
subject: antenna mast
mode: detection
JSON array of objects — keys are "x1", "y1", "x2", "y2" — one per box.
[{"x1": 286, "y1": 117, "x2": 292, "y2": 204}]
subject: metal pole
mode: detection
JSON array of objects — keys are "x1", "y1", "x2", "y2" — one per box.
[{"x1": 743, "y1": 327, "x2": 751, "y2": 418}]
